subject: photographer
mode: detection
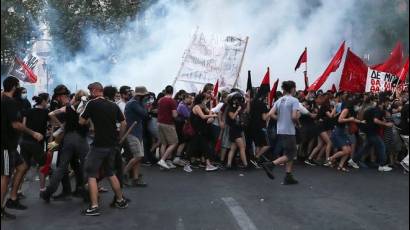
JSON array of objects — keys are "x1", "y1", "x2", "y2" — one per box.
[{"x1": 226, "y1": 92, "x2": 248, "y2": 169}]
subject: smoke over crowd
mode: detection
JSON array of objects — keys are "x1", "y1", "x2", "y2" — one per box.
[{"x1": 46, "y1": 0, "x2": 408, "y2": 93}]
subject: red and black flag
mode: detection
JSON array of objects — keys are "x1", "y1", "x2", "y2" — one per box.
[
  {"x1": 8, "y1": 55, "x2": 38, "y2": 83},
  {"x1": 295, "y1": 48, "x2": 307, "y2": 71}
]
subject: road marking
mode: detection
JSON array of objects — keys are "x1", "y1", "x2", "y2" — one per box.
[
  {"x1": 176, "y1": 217, "x2": 185, "y2": 230},
  {"x1": 221, "y1": 197, "x2": 258, "y2": 230}
]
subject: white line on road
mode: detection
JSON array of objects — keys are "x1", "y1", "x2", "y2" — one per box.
[
  {"x1": 176, "y1": 217, "x2": 185, "y2": 230},
  {"x1": 221, "y1": 197, "x2": 258, "y2": 230}
]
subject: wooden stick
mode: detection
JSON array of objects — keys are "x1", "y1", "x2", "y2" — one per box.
[
  {"x1": 233, "y1": 36, "x2": 249, "y2": 88},
  {"x1": 119, "y1": 121, "x2": 137, "y2": 145}
]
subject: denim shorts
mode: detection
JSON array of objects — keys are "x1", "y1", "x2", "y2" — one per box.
[{"x1": 331, "y1": 127, "x2": 351, "y2": 150}]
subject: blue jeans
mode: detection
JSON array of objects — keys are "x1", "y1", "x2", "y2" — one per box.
[{"x1": 354, "y1": 134, "x2": 387, "y2": 166}]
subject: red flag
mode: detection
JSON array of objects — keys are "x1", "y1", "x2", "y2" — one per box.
[
  {"x1": 371, "y1": 42, "x2": 403, "y2": 75},
  {"x1": 339, "y1": 48, "x2": 368, "y2": 93},
  {"x1": 330, "y1": 84, "x2": 337, "y2": 93},
  {"x1": 295, "y1": 48, "x2": 307, "y2": 71},
  {"x1": 213, "y1": 79, "x2": 219, "y2": 97},
  {"x1": 212, "y1": 79, "x2": 219, "y2": 107},
  {"x1": 8, "y1": 56, "x2": 38, "y2": 83},
  {"x1": 259, "y1": 67, "x2": 270, "y2": 94},
  {"x1": 397, "y1": 57, "x2": 409, "y2": 82},
  {"x1": 308, "y1": 41, "x2": 345, "y2": 91},
  {"x1": 269, "y1": 78, "x2": 279, "y2": 107}
]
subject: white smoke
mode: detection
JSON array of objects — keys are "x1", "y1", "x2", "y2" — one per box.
[{"x1": 51, "y1": 0, "x2": 357, "y2": 93}]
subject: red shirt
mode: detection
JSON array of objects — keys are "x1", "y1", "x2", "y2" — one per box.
[{"x1": 157, "y1": 96, "x2": 177, "y2": 125}]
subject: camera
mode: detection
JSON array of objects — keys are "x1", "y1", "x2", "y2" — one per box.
[{"x1": 227, "y1": 91, "x2": 245, "y2": 109}]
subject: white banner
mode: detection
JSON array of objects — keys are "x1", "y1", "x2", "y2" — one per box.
[
  {"x1": 365, "y1": 68, "x2": 400, "y2": 93},
  {"x1": 174, "y1": 30, "x2": 247, "y2": 93}
]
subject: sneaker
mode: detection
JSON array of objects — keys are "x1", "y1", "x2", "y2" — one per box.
[
  {"x1": 261, "y1": 162, "x2": 275, "y2": 180},
  {"x1": 183, "y1": 164, "x2": 193, "y2": 173},
  {"x1": 1, "y1": 208, "x2": 16, "y2": 220},
  {"x1": 198, "y1": 162, "x2": 206, "y2": 168},
  {"x1": 110, "y1": 198, "x2": 129, "y2": 209},
  {"x1": 40, "y1": 190, "x2": 51, "y2": 203},
  {"x1": 52, "y1": 192, "x2": 72, "y2": 201},
  {"x1": 378, "y1": 165, "x2": 393, "y2": 172},
  {"x1": 133, "y1": 176, "x2": 147, "y2": 187},
  {"x1": 157, "y1": 159, "x2": 170, "y2": 169},
  {"x1": 304, "y1": 159, "x2": 317, "y2": 166},
  {"x1": 98, "y1": 187, "x2": 109, "y2": 193},
  {"x1": 348, "y1": 159, "x2": 360, "y2": 169},
  {"x1": 283, "y1": 174, "x2": 299, "y2": 185},
  {"x1": 166, "y1": 160, "x2": 177, "y2": 169},
  {"x1": 250, "y1": 159, "x2": 261, "y2": 169},
  {"x1": 6, "y1": 199, "x2": 27, "y2": 210},
  {"x1": 401, "y1": 161, "x2": 409, "y2": 172},
  {"x1": 82, "y1": 206, "x2": 100, "y2": 216},
  {"x1": 173, "y1": 157, "x2": 186, "y2": 167},
  {"x1": 205, "y1": 165, "x2": 218, "y2": 171}
]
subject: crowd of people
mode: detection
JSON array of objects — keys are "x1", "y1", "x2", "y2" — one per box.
[{"x1": 1, "y1": 76, "x2": 409, "y2": 219}]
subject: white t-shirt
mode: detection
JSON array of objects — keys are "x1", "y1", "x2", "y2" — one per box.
[
  {"x1": 116, "y1": 99, "x2": 126, "y2": 114},
  {"x1": 273, "y1": 95, "x2": 299, "y2": 135}
]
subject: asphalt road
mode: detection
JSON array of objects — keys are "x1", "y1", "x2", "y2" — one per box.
[{"x1": 2, "y1": 163, "x2": 409, "y2": 230}]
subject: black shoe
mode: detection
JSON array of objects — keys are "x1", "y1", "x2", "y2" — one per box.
[
  {"x1": 283, "y1": 174, "x2": 298, "y2": 185},
  {"x1": 110, "y1": 197, "x2": 129, "y2": 209},
  {"x1": 6, "y1": 198, "x2": 27, "y2": 210},
  {"x1": 40, "y1": 191, "x2": 51, "y2": 203},
  {"x1": 52, "y1": 192, "x2": 72, "y2": 201},
  {"x1": 1, "y1": 208, "x2": 16, "y2": 220},
  {"x1": 261, "y1": 162, "x2": 275, "y2": 180},
  {"x1": 133, "y1": 176, "x2": 148, "y2": 187},
  {"x1": 17, "y1": 192, "x2": 26, "y2": 200},
  {"x1": 304, "y1": 159, "x2": 317, "y2": 166},
  {"x1": 82, "y1": 206, "x2": 100, "y2": 216}
]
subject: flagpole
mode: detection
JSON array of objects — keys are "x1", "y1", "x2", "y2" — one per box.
[
  {"x1": 172, "y1": 27, "x2": 199, "y2": 90},
  {"x1": 233, "y1": 36, "x2": 249, "y2": 89},
  {"x1": 304, "y1": 47, "x2": 309, "y2": 90}
]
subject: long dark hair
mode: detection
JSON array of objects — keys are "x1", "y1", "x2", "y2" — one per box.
[{"x1": 32, "y1": 93, "x2": 49, "y2": 106}]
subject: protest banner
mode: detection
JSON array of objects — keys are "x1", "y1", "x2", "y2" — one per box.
[
  {"x1": 173, "y1": 29, "x2": 248, "y2": 93},
  {"x1": 365, "y1": 68, "x2": 400, "y2": 93}
]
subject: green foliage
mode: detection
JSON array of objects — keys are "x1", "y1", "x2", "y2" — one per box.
[{"x1": 1, "y1": 0, "x2": 45, "y2": 73}]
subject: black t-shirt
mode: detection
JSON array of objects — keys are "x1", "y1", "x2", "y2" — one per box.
[
  {"x1": 80, "y1": 98, "x2": 124, "y2": 147},
  {"x1": 226, "y1": 106, "x2": 241, "y2": 129},
  {"x1": 363, "y1": 107, "x2": 384, "y2": 136},
  {"x1": 250, "y1": 99, "x2": 269, "y2": 129},
  {"x1": 1, "y1": 95, "x2": 21, "y2": 149},
  {"x1": 400, "y1": 103, "x2": 409, "y2": 135},
  {"x1": 16, "y1": 98, "x2": 31, "y2": 119},
  {"x1": 65, "y1": 105, "x2": 88, "y2": 137},
  {"x1": 23, "y1": 107, "x2": 49, "y2": 143}
]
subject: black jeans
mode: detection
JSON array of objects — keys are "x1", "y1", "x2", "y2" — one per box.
[{"x1": 46, "y1": 132, "x2": 89, "y2": 196}]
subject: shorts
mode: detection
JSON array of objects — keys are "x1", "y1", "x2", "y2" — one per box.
[
  {"x1": 229, "y1": 126, "x2": 243, "y2": 143},
  {"x1": 158, "y1": 123, "x2": 179, "y2": 145},
  {"x1": 127, "y1": 135, "x2": 144, "y2": 158},
  {"x1": 275, "y1": 135, "x2": 297, "y2": 160},
  {"x1": 1, "y1": 148, "x2": 24, "y2": 176},
  {"x1": 84, "y1": 147, "x2": 116, "y2": 178},
  {"x1": 251, "y1": 128, "x2": 269, "y2": 147},
  {"x1": 331, "y1": 127, "x2": 352, "y2": 150},
  {"x1": 20, "y1": 140, "x2": 46, "y2": 167}
]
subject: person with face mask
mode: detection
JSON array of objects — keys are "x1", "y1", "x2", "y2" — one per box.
[
  {"x1": 123, "y1": 86, "x2": 150, "y2": 186},
  {"x1": 41, "y1": 86, "x2": 91, "y2": 202},
  {"x1": 6, "y1": 93, "x2": 50, "y2": 211},
  {"x1": 1, "y1": 77, "x2": 43, "y2": 220},
  {"x1": 14, "y1": 87, "x2": 32, "y2": 120}
]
